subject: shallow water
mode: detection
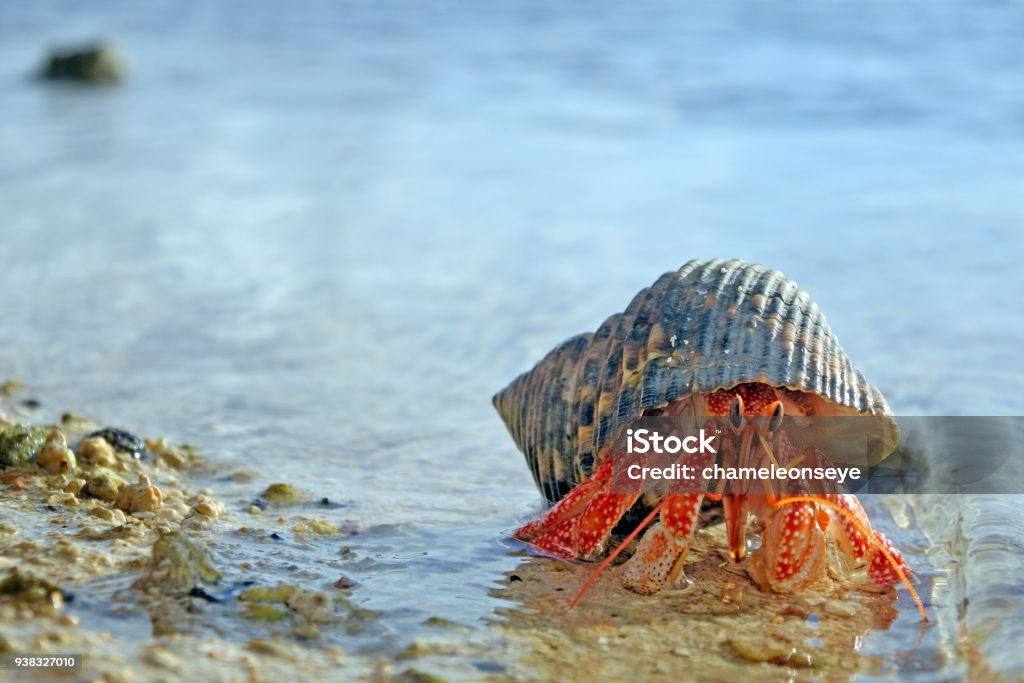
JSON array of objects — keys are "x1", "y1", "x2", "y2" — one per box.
[{"x1": 2, "y1": 1, "x2": 1024, "y2": 679}]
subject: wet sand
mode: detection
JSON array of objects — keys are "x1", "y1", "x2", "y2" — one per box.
[{"x1": 492, "y1": 527, "x2": 910, "y2": 683}]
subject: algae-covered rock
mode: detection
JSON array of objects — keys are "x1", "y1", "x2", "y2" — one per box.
[
  {"x1": 136, "y1": 531, "x2": 221, "y2": 593},
  {"x1": 243, "y1": 603, "x2": 289, "y2": 622},
  {"x1": 335, "y1": 594, "x2": 378, "y2": 629},
  {"x1": 285, "y1": 589, "x2": 337, "y2": 623},
  {"x1": 240, "y1": 585, "x2": 299, "y2": 623},
  {"x1": 292, "y1": 517, "x2": 340, "y2": 535},
  {"x1": 0, "y1": 568, "x2": 65, "y2": 608},
  {"x1": 0, "y1": 424, "x2": 51, "y2": 468},
  {"x1": 241, "y1": 584, "x2": 298, "y2": 604},
  {"x1": 41, "y1": 41, "x2": 123, "y2": 84},
  {"x1": 82, "y1": 468, "x2": 126, "y2": 502},
  {"x1": 261, "y1": 483, "x2": 305, "y2": 505},
  {"x1": 240, "y1": 585, "x2": 360, "y2": 628}
]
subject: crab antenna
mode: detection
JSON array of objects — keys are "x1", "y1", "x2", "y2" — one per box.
[
  {"x1": 570, "y1": 498, "x2": 667, "y2": 609},
  {"x1": 773, "y1": 495, "x2": 928, "y2": 623}
]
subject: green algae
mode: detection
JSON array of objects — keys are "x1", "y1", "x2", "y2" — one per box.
[
  {"x1": 0, "y1": 568, "x2": 64, "y2": 606},
  {"x1": 261, "y1": 483, "x2": 305, "y2": 505},
  {"x1": 243, "y1": 604, "x2": 290, "y2": 622},
  {"x1": 241, "y1": 584, "x2": 298, "y2": 603},
  {"x1": 82, "y1": 467, "x2": 127, "y2": 502},
  {"x1": 137, "y1": 531, "x2": 221, "y2": 593},
  {"x1": 0, "y1": 424, "x2": 51, "y2": 468}
]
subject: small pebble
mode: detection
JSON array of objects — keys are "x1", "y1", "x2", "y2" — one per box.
[
  {"x1": 76, "y1": 437, "x2": 117, "y2": 467},
  {"x1": 247, "y1": 639, "x2": 297, "y2": 660},
  {"x1": 332, "y1": 575, "x2": 356, "y2": 590},
  {"x1": 825, "y1": 600, "x2": 859, "y2": 617},
  {"x1": 90, "y1": 506, "x2": 127, "y2": 525},
  {"x1": 37, "y1": 430, "x2": 76, "y2": 474},
  {"x1": 292, "y1": 518, "x2": 339, "y2": 535},
  {"x1": 116, "y1": 474, "x2": 163, "y2": 513},
  {"x1": 156, "y1": 508, "x2": 183, "y2": 522},
  {"x1": 83, "y1": 471, "x2": 124, "y2": 502},
  {"x1": 190, "y1": 494, "x2": 225, "y2": 518}
]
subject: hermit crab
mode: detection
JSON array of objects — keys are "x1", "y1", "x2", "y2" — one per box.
[{"x1": 494, "y1": 259, "x2": 924, "y2": 617}]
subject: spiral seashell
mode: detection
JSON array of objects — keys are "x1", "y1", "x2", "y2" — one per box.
[{"x1": 494, "y1": 259, "x2": 898, "y2": 504}]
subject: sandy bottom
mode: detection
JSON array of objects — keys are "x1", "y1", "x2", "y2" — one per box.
[{"x1": 489, "y1": 525, "x2": 909, "y2": 683}]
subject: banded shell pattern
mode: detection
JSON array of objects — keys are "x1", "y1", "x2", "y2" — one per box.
[{"x1": 493, "y1": 259, "x2": 898, "y2": 505}]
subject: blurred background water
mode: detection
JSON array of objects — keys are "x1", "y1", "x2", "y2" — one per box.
[{"x1": 1, "y1": 1, "x2": 1023, "y2": 679}]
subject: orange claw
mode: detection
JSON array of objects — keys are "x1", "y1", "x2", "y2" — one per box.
[
  {"x1": 773, "y1": 495, "x2": 927, "y2": 623},
  {"x1": 514, "y1": 458, "x2": 638, "y2": 560},
  {"x1": 823, "y1": 495, "x2": 915, "y2": 589},
  {"x1": 748, "y1": 500, "x2": 827, "y2": 592},
  {"x1": 621, "y1": 493, "x2": 705, "y2": 594}
]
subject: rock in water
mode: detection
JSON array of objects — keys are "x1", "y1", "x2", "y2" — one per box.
[{"x1": 41, "y1": 41, "x2": 123, "y2": 84}]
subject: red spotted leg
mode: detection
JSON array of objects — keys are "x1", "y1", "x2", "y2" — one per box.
[
  {"x1": 621, "y1": 493, "x2": 704, "y2": 594},
  {"x1": 513, "y1": 458, "x2": 639, "y2": 560},
  {"x1": 619, "y1": 422, "x2": 719, "y2": 594},
  {"x1": 772, "y1": 494, "x2": 928, "y2": 621},
  {"x1": 826, "y1": 494, "x2": 913, "y2": 588}
]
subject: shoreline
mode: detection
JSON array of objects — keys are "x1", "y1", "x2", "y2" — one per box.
[{"x1": 3, "y1": 398, "x2": 992, "y2": 681}]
